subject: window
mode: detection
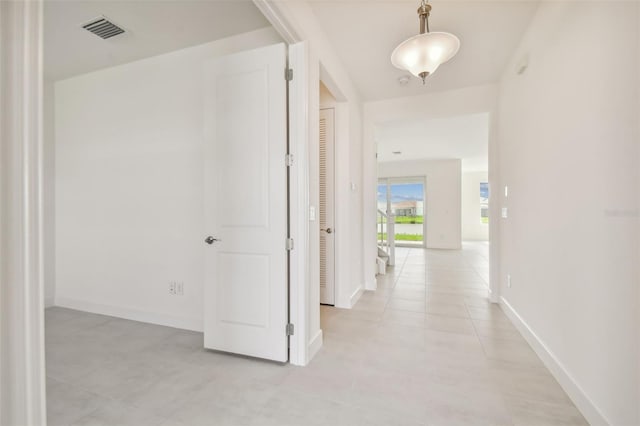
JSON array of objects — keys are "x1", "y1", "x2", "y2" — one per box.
[{"x1": 480, "y1": 182, "x2": 489, "y2": 224}]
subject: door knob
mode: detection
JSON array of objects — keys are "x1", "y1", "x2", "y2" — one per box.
[
  {"x1": 205, "y1": 236, "x2": 220, "y2": 244},
  {"x1": 321, "y1": 228, "x2": 333, "y2": 234}
]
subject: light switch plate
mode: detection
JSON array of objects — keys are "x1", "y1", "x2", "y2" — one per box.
[
  {"x1": 501, "y1": 207, "x2": 508, "y2": 219},
  {"x1": 309, "y1": 206, "x2": 316, "y2": 221}
]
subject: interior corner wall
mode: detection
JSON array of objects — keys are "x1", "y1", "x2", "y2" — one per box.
[
  {"x1": 497, "y1": 2, "x2": 639, "y2": 425},
  {"x1": 462, "y1": 171, "x2": 488, "y2": 241},
  {"x1": 378, "y1": 159, "x2": 461, "y2": 250},
  {"x1": 54, "y1": 27, "x2": 283, "y2": 331}
]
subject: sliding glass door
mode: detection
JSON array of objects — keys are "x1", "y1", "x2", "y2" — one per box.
[{"x1": 378, "y1": 177, "x2": 426, "y2": 247}]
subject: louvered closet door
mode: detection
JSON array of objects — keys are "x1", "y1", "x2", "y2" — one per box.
[{"x1": 319, "y1": 108, "x2": 335, "y2": 305}]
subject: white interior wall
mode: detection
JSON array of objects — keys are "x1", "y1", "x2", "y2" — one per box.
[
  {"x1": 378, "y1": 159, "x2": 461, "y2": 250},
  {"x1": 462, "y1": 171, "x2": 489, "y2": 241},
  {"x1": 363, "y1": 85, "x2": 499, "y2": 291},
  {"x1": 54, "y1": 27, "x2": 283, "y2": 331},
  {"x1": 497, "y1": 2, "x2": 639, "y2": 424},
  {"x1": 43, "y1": 81, "x2": 56, "y2": 306}
]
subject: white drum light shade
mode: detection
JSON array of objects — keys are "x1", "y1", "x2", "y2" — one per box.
[{"x1": 391, "y1": 31, "x2": 460, "y2": 79}]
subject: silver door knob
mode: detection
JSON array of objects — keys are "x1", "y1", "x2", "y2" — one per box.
[
  {"x1": 321, "y1": 228, "x2": 333, "y2": 234},
  {"x1": 205, "y1": 236, "x2": 220, "y2": 244}
]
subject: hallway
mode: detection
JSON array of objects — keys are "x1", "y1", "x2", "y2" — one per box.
[
  {"x1": 46, "y1": 243, "x2": 587, "y2": 426},
  {"x1": 319, "y1": 243, "x2": 587, "y2": 425}
]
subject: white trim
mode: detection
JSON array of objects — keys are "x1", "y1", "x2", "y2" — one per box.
[
  {"x1": 487, "y1": 110, "x2": 501, "y2": 303},
  {"x1": 248, "y1": 0, "x2": 312, "y2": 366},
  {"x1": 349, "y1": 285, "x2": 364, "y2": 308},
  {"x1": 327, "y1": 102, "x2": 349, "y2": 310},
  {"x1": 254, "y1": 1, "x2": 311, "y2": 367},
  {"x1": 500, "y1": 297, "x2": 609, "y2": 426},
  {"x1": 0, "y1": 1, "x2": 47, "y2": 424},
  {"x1": 44, "y1": 298, "x2": 55, "y2": 308},
  {"x1": 252, "y1": 0, "x2": 301, "y2": 44},
  {"x1": 54, "y1": 298, "x2": 203, "y2": 332},
  {"x1": 308, "y1": 329, "x2": 323, "y2": 361},
  {"x1": 287, "y1": 41, "x2": 309, "y2": 366}
]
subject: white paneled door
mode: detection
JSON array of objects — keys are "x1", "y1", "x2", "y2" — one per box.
[
  {"x1": 319, "y1": 108, "x2": 335, "y2": 305},
  {"x1": 203, "y1": 43, "x2": 288, "y2": 362}
]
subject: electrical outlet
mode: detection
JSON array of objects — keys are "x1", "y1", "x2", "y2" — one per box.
[
  {"x1": 507, "y1": 274, "x2": 512, "y2": 288},
  {"x1": 169, "y1": 282, "x2": 177, "y2": 295},
  {"x1": 177, "y1": 282, "x2": 184, "y2": 296}
]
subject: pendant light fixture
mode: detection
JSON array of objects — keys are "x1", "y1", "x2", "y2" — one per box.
[{"x1": 391, "y1": 0, "x2": 460, "y2": 84}]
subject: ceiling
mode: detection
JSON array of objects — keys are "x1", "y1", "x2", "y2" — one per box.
[
  {"x1": 310, "y1": 0, "x2": 538, "y2": 101},
  {"x1": 376, "y1": 113, "x2": 489, "y2": 172},
  {"x1": 44, "y1": 0, "x2": 270, "y2": 81}
]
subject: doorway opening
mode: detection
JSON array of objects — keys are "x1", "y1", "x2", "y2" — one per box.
[{"x1": 373, "y1": 112, "x2": 491, "y2": 293}]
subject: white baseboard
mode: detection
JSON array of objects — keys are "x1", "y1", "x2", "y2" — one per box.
[
  {"x1": 499, "y1": 297, "x2": 609, "y2": 426},
  {"x1": 349, "y1": 285, "x2": 363, "y2": 308},
  {"x1": 44, "y1": 297, "x2": 55, "y2": 308},
  {"x1": 308, "y1": 329, "x2": 323, "y2": 363},
  {"x1": 54, "y1": 297, "x2": 203, "y2": 332}
]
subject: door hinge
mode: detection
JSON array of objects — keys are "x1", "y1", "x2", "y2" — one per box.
[
  {"x1": 285, "y1": 68, "x2": 293, "y2": 81},
  {"x1": 286, "y1": 238, "x2": 294, "y2": 251},
  {"x1": 286, "y1": 323, "x2": 294, "y2": 336},
  {"x1": 285, "y1": 154, "x2": 294, "y2": 167}
]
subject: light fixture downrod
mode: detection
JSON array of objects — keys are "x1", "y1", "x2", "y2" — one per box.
[{"x1": 418, "y1": 1, "x2": 431, "y2": 35}]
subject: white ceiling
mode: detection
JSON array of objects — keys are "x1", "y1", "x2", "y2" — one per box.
[
  {"x1": 376, "y1": 113, "x2": 489, "y2": 172},
  {"x1": 44, "y1": 0, "x2": 270, "y2": 81},
  {"x1": 310, "y1": 0, "x2": 538, "y2": 101}
]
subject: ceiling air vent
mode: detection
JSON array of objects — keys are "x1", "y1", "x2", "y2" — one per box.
[{"x1": 82, "y1": 16, "x2": 125, "y2": 40}]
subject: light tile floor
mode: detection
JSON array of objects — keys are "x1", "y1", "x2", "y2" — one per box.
[{"x1": 46, "y1": 243, "x2": 588, "y2": 426}]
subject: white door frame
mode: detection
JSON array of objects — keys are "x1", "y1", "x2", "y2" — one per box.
[
  {"x1": 255, "y1": 0, "x2": 360, "y2": 364},
  {"x1": 286, "y1": 41, "x2": 310, "y2": 366},
  {"x1": 0, "y1": 0, "x2": 48, "y2": 424}
]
